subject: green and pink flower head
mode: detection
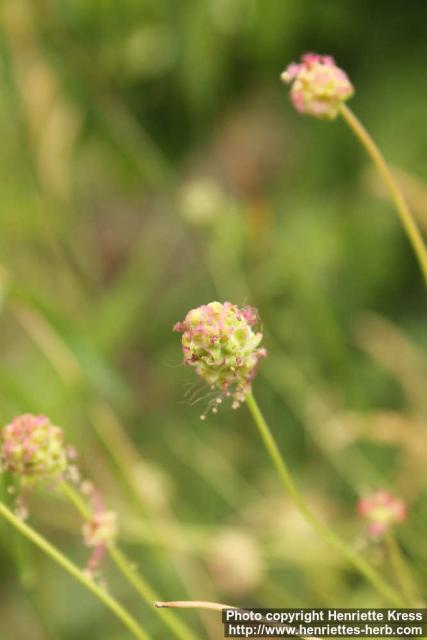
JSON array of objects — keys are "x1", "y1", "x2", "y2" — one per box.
[
  {"x1": 174, "y1": 301, "x2": 266, "y2": 416},
  {"x1": 358, "y1": 490, "x2": 407, "y2": 538},
  {"x1": 0, "y1": 414, "x2": 68, "y2": 484},
  {"x1": 81, "y1": 481, "x2": 118, "y2": 577},
  {"x1": 281, "y1": 53, "x2": 354, "y2": 119}
]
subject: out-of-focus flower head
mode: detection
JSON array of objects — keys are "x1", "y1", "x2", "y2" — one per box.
[
  {"x1": 358, "y1": 489, "x2": 407, "y2": 538},
  {"x1": 0, "y1": 414, "x2": 67, "y2": 484},
  {"x1": 83, "y1": 511, "x2": 118, "y2": 548},
  {"x1": 178, "y1": 178, "x2": 227, "y2": 227},
  {"x1": 207, "y1": 528, "x2": 264, "y2": 595},
  {"x1": 281, "y1": 53, "x2": 354, "y2": 119},
  {"x1": 174, "y1": 301, "x2": 266, "y2": 414},
  {"x1": 80, "y1": 482, "x2": 118, "y2": 578}
]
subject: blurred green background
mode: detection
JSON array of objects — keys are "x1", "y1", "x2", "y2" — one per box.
[{"x1": 1, "y1": 0, "x2": 427, "y2": 638}]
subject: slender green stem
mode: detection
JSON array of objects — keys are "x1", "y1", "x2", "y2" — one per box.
[
  {"x1": 245, "y1": 391, "x2": 404, "y2": 606},
  {"x1": 61, "y1": 482, "x2": 200, "y2": 640},
  {"x1": 108, "y1": 545, "x2": 199, "y2": 640},
  {"x1": 385, "y1": 531, "x2": 421, "y2": 606},
  {"x1": 62, "y1": 481, "x2": 91, "y2": 517},
  {"x1": 0, "y1": 501, "x2": 150, "y2": 640},
  {"x1": 339, "y1": 104, "x2": 427, "y2": 285}
]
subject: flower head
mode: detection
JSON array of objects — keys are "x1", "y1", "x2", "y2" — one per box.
[
  {"x1": 83, "y1": 511, "x2": 118, "y2": 548},
  {"x1": 207, "y1": 528, "x2": 264, "y2": 595},
  {"x1": 358, "y1": 490, "x2": 407, "y2": 538},
  {"x1": 281, "y1": 53, "x2": 354, "y2": 119},
  {"x1": 174, "y1": 301, "x2": 266, "y2": 413},
  {"x1": 80, "y1": 482, "x2": 118, "y2": 577},
  {"x1": 179, "y1": 178, "x2": 226, "y2": 226},
  {"x1": 1, "y1": 414, "x2": 67, "y2": 483}
]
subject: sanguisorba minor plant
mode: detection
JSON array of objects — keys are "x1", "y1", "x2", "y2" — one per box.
[
  {"x1": 281, "y1": 52, "x2": 427, "y2": 284},
  {"x1": 173, "y1": 301, "x2": 407, "y2": 606},
  {"x1": 164, "y1": 54, "x2": 427, "y2": 616},
  {"x1": 0, "y1": 414, "x2": 199, "y2": 640},
  {"x1": 1, "y1": 53, "x2": 423, "y2": 638}
]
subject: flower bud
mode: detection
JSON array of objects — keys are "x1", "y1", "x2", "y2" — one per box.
[
  {"x1": 1, "y1": 414, "x2": 67, "y2": 483},
  {"x1": 281, "y1": 53, "x2": 354, "y2": 119},
  {"x1": 358, "y1": 489, "x2": 407, "y2": 537},
  {"x1": 174, "y1": 301, "x2": 266, "y2": 411}
]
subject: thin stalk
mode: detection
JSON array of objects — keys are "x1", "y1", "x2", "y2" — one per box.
[
  {"x1": 339, "y1": 104, "x2": 427, "y2": 285},
  {"x1": 108, "y1": 545, "x2": 199, "y2": 640},
  {"x1": 155, "y1": 600, "x2": 234, "y2": 611},
  {"x1": 155, "y1": 601, "x2": 321, "y2": 640},
  {"x1": 245, "y1": 391, "x2": 404, "y2": 606},
  {"x1": 385, "y1": 531, "x2": 421, "y2": 606},
  {"x1": 61, "y1": 482, "x2": 200, "y2": 640},
  {"x1": 0, "y1": 501, "x2": 150, "y2": 640}
]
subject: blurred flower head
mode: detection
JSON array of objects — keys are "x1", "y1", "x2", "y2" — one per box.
[
  {"x1": 174, "y1": 301, "x2": 266, "y2": 413},
  {"x1": 207, "y1": 528, "x2": 264, "y2": 595},
  {"x1": 83, "y1": 503, "x2": 118, "y2": 578},
  {"x1": 0, "y1": 414, "x2": 67, "y2": 484},
  {"x1": 83, "y1": 510, "x2": 118, "y2": 548},
  {"x1": 178, "y1": 178, "x2": 227, "y2": 227},
  {"x1": 281, "y1": 53, "x2": 354, "y2": 119},
  {"x1": 358, "y1": 489, "x2": 407, "y2": 537}
]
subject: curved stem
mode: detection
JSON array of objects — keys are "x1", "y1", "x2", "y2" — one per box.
[
  {"x1": 245, "y1": 391, "x2": 404, "y2": 606},
  {"x1": 385, "y1": 531, "x2": 422, "y2": 606},
  {"x1": 0, "y1": 501, "x2": 150, "y2": 640},
  {"x1": 339, "y1": 104, "x2": 427, "y2": 285},
  {"x1": 61, "y1": 482, "x2": 200, "y2": 640}
]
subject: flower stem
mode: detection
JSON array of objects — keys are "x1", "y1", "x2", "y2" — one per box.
[
  {"x1": 61, "y1": 482, "x2": 199, "y2": 640},
  {"x1": 339, "y1": 104, "x2": 427, "y2": 285},
  {"x1": 245, "y1": 391, "x2": 404, "y2": 606},
  {"x1": 108, "y1": 545, "x2": 199, "y2": 640},
  {"x1": 0, "y1": 500, "x2": 150, "y2": 640},
  {"x1": 385, "y1": 531, "x2": 421, "y2": 606}
]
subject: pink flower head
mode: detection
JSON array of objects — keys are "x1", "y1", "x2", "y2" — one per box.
[
  {"x1": 83, "y1": 510, "x2": 118, "y2": 548},
  {"x1": 80, "y1": 483, "x2": 118, "y2": 577},
  {"x1": 174, "y1": 301, "x2": 267, "y2": 413},
  {"x1": 357, "y1": 490, "x2": 407, "y2": 538},
  {"x1": 83, "y1": 509, "x2": 118, "y2": 577},
  {"x1": 281, "y1": 53, "x2": 354, "y2": 119},
  {"x1": 0, "y1": 414, "x2": 67, "y2": 484}
]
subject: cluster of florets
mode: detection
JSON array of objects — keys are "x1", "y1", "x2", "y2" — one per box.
[
  {"x1": 81, "y1": 481, "x2": 118, "y2": 577},
  {"x1": 281, "y1": 53, "x2": 354, "y2": 119},
  {"x1": 358, "y1": 490, "x2": 407, "y2": 538},
  {"x1": 83, "y1": 510, "x2": 118, "y2": 548},
  {"x1": 0, "y1": 414, "x2": 68, "y2": 484},
  {"x1": 174, "y1": 301, "x2": 266, "y2": 414}
]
